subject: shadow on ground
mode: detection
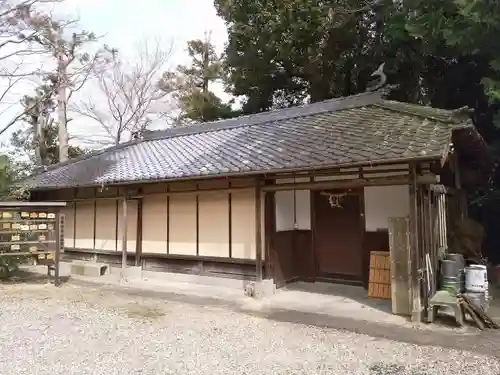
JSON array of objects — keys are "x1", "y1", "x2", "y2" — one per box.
[
  {"x1": 0, "y1": 269, "x2": 70, "y2": 286},
  {"x1": 68, "y1": 277, "x2": 500, "y2": 358},
  {"x1": 369, "y1": 362, "x2": 436, "y2": 375},
  {"x1": 284, "y1": 282, "x2": 394, "y2": 315}
]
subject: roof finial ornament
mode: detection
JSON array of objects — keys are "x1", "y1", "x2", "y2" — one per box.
[{"x1": 366, "y1": 62, "x2": 387, "y2": 92}]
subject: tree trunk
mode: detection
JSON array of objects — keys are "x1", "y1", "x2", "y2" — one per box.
[
  {"x1": 35, "y1": 102, "x2": 44, "y2": 166},
  {"x1": 57, "y1": 51, "x2": 69, "y2": 163}
]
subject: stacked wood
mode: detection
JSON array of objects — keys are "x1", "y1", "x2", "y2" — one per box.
[
  {"x1": 458, "y1": 293, "x2": 500, "y2": 330},
  {"x1": 368, "y1": 251, "x2": 391, "y2": 300}
]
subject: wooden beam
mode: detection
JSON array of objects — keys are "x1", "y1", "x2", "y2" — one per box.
[
  {"x1": 92, "y1": 191, "x2": 97, "y2": 250},
  {"x1": 121, "y1": 197, "x2": 128, "y2": 273},
  {"x1": 255, "y1": 181, "x2": 263, "y2": 282},
  {"x1": 49, "y1": 186, "x2": 256, "y2": 202},
  {"x1": 195, "y1": 183, "x2": 200, "y2": 256},
  {"x1": 54, "y1": 209, "x2": 61, "y2": 286},
  {"x1": 166, "y1": 186, "x2": 170, "y2": 255},
  {"x1": 114, "y1": 200, "x2": 119, "y2": 251},
  {"x1": 135, "y1": 198, "x2": 143, "y2": 267},
  {"x1": 408, "y1": 164, "x2": 422, "y2": 323},
  {"x1": 72, "y1": 201, "x2": 76, "y2": 249},
  {"x1": 263, "y1": 175, "x2": 409, "y2": 192},
  {"x1": 38, "y1": 168, "x2": 413, "y2": 203},
  {"x1": 273, "y1": 165, "x2": 411, "y2": 179},
  {"x1": 264, "y1": 191, "x2": 273, "y2": 279},
  {"x1": 228, "y1": 182, "x2": 233, "y2": 259}
]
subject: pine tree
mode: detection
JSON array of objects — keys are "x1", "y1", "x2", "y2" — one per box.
[{"x1": 161, "y1": 32, "x2": 239, "y2": 124}]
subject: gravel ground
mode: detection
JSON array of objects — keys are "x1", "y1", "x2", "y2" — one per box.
[{"x1": 0, "y1": 283, "x2": 499, "y2": 375}]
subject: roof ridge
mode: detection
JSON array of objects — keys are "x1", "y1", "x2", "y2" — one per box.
[
  {"x1": 375, "y1": 100, "x2": 473, "y2": 124},
  {"x1": 25, "y1": 92, "x2": 477, "y2": 190},
  {"x1": 26, "y1": 90, "x2": 385, "y2": 182},
  {"x1": 141, "y1": 90, "x2": 384, "y2": 142},
  {"x1": 28, "y1": 91, "x2": 427, "y2": 185}
]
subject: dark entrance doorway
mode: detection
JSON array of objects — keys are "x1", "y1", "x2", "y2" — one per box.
[{"x1": 313, "y1": 189, "x2": 364, "y2": 282}]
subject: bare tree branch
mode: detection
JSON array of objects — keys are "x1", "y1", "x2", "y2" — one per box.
[
  {"x1": 0, "y1": 0, "x2": 67, "y2": 136},
  {"x1": 71, "y1": 39, "x2": 174, "y2": 145},
  {"x1": 0, "y1": 81, "x2": 55, "y2": 136}
]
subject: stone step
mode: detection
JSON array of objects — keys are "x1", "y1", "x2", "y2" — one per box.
[{"x1": 70, "y1": 261, "x2": 109, "y2": 278}]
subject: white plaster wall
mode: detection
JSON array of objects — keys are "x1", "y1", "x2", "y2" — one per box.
[
  {"x1": 364, "y1": 186, "x2": 409, "y2": 231},
  {"x1": 295, "y1": 190, "x2": 311, "y2": 230},
  {"x1": 61, "y1": 203, "x2": 75, "y2": 249},
  {"x1": 231, "y1": 189, "x2": 256, "y2": 259},
  {"x1": 198, "y1": 191, "x2": 230, "y2": 257},
  {"x1": 275, "y1": 190, "x2": 311, "y2": 231},
  {"x1": 74, "y1": 201, "x2": 94, "y2": 249},
  {"x1": 275, "y1": 190, "x2": 294, "y2": 231}
]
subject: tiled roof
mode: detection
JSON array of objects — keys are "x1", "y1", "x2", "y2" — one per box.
[{"x1": 26, "y1": 91, "x2": 474, "y2": 190}]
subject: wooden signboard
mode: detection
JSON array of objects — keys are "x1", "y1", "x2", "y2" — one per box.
[
  {"x1": 0, "y1": 202, "x2": 66, "y2": 285},
  {"x1": 0, "y1": 209, "x2": 57, "y2": 257}
]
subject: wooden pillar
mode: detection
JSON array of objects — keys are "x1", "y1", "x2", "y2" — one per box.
[
  {"x1": 255, "y1": 181, "x2": 263, "y2": 282},
  {"x1": 54, "y1": 209, "x2": 61, "y2": 286},
  {"x1": 420, "y1": 185, "x2": 430, "y2": 318},
  {"x1": 92, "y1": 197, "x2": 97, "y2": 250},
  {"x1": 264, "y1": 191, "x2": 273, "y2": 279},
  {"x1": 121, "y1": 197, "x2": 128, "y2": 271},
  {"x1": 409, "y1": 164, "x2": 422, "y2": 323},
  {"x1": 135, "y1": 198, "x2": 143, "y2": 267},
  {"x1": 72, "y1": 201, "x2": 77, "y2": 249}
]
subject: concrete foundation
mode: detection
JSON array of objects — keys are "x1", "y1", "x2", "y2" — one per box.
[
  {"x1": 70, "y1": 261, "x2": 109, "y2": 277},
  {"x1": 244, "y1": 279, "x2": 276, "y2": 299},
  {"x1": 140, "y1": 269, "x2": 253, "y2": 290},
  {"x1": 121, "y1": 266, "x2": 142, "y2": 280}
]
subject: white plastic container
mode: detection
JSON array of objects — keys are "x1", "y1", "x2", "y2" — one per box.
[{"x1": 465, "y1": 265, "x2": 488, "y2": 293}]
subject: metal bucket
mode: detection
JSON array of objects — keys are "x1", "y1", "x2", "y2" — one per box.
[
  {"x1": 440, "y1": 276, "x2": 460, "y2": 295},
  {"x1": 446, "y1": 254, "x2": 466, "y2": 292},
  {"x1": 446, "y1": 253, "x2": 465, "y2": 269},
  {"x1": 441, "y1": 259, "x2": 459, "y2": 278},
  {"x1": 466, "y1": 265, "x2": 488, "y2": 293}
]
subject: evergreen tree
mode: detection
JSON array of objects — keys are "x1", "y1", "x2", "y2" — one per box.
[{"x1": 161, "y1": 33, "x2": 239, "y2": 123}]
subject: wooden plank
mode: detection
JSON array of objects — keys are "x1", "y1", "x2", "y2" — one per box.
[
  {"x1": 460, "y1": 294, "x2": 500, "y2": 329},
  {"x1": 255, "y1": 183, "x2": 263, "y2": 282},
  {"x1": 460, "y1": 300, "x2": 485, "y2": 330},
  {"x1": 121, "y1": 198, "x2": 128, "y2": 271},
  {"x1": 263, "y1": 175, "x2": 409, "y2": 192},
  {"x1": 135, "y1": 198, "x2": 143, "y2": 266},
  {"x1": 409, "y1": 164, "x2": 422, "y2": 322}
]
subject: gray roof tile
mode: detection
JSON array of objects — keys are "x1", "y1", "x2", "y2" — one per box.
[{"x1": 27, "y1": 91, "x2": 472, "y2": 189}]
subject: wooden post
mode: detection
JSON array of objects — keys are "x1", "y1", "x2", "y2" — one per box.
[
  {"x1": 92, "y1": 198, "x2": 97, "y2": 250},
  {"x1": 73, "y1": 202, "x2": 77, "y2": 249},
  {"x1": 264, "y1": 191, "x2": 273, "y2": 279},
  {"x1": 421, "y1": 186, "x2": 430, "y2": 318},
  {"x1": 54, "y1": 209, "x2": 61, "y2": 286},
  {"x1": 409, "y1": 164, "x2": 422, "y2": 323},
  {"x1": 255, "y1": 182, "x2": 263, "y2": 282},
  {"x1": 135, "y1": 198, "x2": 143, "y2": 267},
  {"x1": 121, "y1": 197, "x2": 128, "y2": 273}
]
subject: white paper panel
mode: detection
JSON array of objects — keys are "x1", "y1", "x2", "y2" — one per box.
[
  {"x1": 295, "y1": 190, "x2": 311, "y2": 230},
  {"x1": 275, "y1": 190, "x2": 295, "y2": 231}
]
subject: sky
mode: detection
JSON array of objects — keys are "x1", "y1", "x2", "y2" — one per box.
[
  {"x1": 61, "y1": 0, "x2": 228, "y2": 66},
  {"x1": 0, "y1": 0, "x2": 229, "y2": 147}
]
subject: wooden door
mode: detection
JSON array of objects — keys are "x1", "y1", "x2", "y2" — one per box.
[
  {"x1": 267, "y1": 192, "x2": 295, "y2": 288},
  {"x1": 313, "y1": 190, "x2": 363, "y2": 280}
]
